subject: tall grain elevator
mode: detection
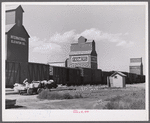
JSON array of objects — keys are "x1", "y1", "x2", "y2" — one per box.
[
  {"x1": 5, "y1": 5, "x2": 30, "y2": 87},
  {"x1": 6, "y1": 5, "x2": 30, "y2": 62},
  {"x1": 68, "y1": 36, "x2": 98, "y2": 69},
  {"x1": 129, "y1": 58, "x2": 143, "y2": 75}
]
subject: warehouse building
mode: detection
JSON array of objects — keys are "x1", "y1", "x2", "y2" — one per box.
[
  {"x1": 48, "y1": 62, "x2": 67, "y2": 67},
  {"x1": 129, "y1": 58, "x2": 143, "y2": 75},
  {"x1": 68, "y1": 36, "x2": 98, "y2": 69}
]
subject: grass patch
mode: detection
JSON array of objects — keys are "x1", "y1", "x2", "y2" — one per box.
[
  {"x1": 37, "y1": 89, "x2": 83, "y2": 100},
  {"x1": 103, "y1": 90, "x2": 145, "y2": 109}
]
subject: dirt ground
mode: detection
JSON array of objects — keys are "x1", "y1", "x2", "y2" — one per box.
[{"x1": 6, "y1": 83, "x2": 145, "y2": 109}]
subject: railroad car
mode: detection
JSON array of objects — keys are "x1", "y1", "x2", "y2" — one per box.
[
  {"x1": 5, "y1": 61, "x2": 146, "y2": 87},
  {"x1": 102, "y1": 71, "x2": 112, "y2": 85}
]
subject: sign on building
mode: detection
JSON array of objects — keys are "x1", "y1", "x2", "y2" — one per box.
[
  {"x1": 68, "y1": 36, "x2": 97, "y2": 69},
  {"x1": 10, "y1": 35, "x2": 26, "y2": 45},
  {"x1": 71, "y1": 55, "x2": 88, "y2": 63}
]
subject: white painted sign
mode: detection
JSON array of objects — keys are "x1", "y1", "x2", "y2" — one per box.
[
  {"x1": 10, "y1": 35, "x2": 26, "y2": 45},
  {"x1": 71, "y1": 55, "x2": 88, "y2": 63}
]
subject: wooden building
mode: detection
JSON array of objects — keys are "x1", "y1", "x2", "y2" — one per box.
[
  {"x1": 5, "y1": 5, "x2": 30, "y2": 87},
  {"x1": 6, "y1": 5, "x2": 30, "y2": 62},
  {"x1": 68, "y1": 36, "x2": 97, "y2": 69},
  {"x1": 129, "y1": 58, "x2": 143, "y2": 75},
  {"x1": 108, "y1": 71, "x2": 126, "y2": 88}
]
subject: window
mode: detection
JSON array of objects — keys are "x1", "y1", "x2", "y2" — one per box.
[{"x1": 114, "y1": 76, "x2": 117, "y2": 79}]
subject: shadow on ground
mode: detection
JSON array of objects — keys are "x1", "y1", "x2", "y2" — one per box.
[{"x1": 6, "y1": 105, "x2": 27, "y2": 109}]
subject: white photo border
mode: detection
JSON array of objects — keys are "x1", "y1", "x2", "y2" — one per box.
[{"x1": 2, "y1": 2, "x2": 149, "y2": 121}]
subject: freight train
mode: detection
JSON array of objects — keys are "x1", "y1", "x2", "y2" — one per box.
[{"x1": 6, "y1": 61, "x2": 145, "y2": 88}]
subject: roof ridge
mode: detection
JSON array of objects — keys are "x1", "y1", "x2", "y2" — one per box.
[{"x1": 110, "y1": 71, "x2": 126, "y2": 77}]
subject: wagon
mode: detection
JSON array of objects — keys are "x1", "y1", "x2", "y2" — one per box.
[
  {"x1": 13, "y1": 82, "x2": 40, "y2": 95},
  {"x1": 37, "y1": 80, "x2": 58, "y2": 93},
  {"x1": 13, "y1": 80, "x2": 58, "y2": 95}
]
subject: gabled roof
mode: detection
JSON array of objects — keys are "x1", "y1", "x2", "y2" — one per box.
[
  {"x1": 130, "y1": 62, "x2": 141, "y2": 66},
  {"x1": 71, "y1": 40, "x2": 93, "y2": 44},
  {"x1": 21, "y1": 25, "x2": 30, "y2": 37},
  {"x1": 110, "y1": 71, "x2": 126, "y2": 77},
  {"x1": 6, "y1": 24, "x2": 15, "y2": 33},
  {"x1": 5, "y1": 24, "x2": 30, "y2": 38},
  {"x1": 78, "y1": 36, "x2": 87, "y2": 40},
  {"x1": 69, "y1": 50, "x2": 92, "y2": 55},
  {"x1": 91, "y1": 50, "x2": 97, "y2": 56},
  {"x1": 6, "y1": 5, "x2": 24, "y2": 12}
]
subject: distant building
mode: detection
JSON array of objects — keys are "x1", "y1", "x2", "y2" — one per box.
[
  {"x1": 48, "y1": 62, "x2": 66, "y2": 67},
  {"x1": 129, "y1": 58, "x2": 143, "y2": 75},
  {"x1": 68, "y1": 36, "x2": 98, "y2": 69},
  {"x1": 108, "y1": 71, "x2": 126, "y2": 88}
]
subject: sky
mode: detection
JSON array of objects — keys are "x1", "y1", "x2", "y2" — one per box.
[{"x1": 6, "y1": 3, "x2": 147, "y2": 73}]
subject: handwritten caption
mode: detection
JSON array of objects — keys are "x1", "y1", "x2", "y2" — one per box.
[{"x1": 73, "y1": 110, "x2": 89, "y2": 113}]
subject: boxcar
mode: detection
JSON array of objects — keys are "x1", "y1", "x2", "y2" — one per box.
[
  {"x1": 92, "y1": 69, "x2": 102, "y2": 85},
  {"x1": 28, "y1": 62, "x2": 49, "y2": 82},
  {"x1": 67, "y1": 68, "x2": 81, "y2": 86},
  {"x1": 6, "y1": 60, "x2": 29, "y2": 88},
  {"x1": 128, "y1": 73, "x2": 137, "y2": 84},
  {"x1": 79, "y1": 68, "x2": 92, "y2": 85},
  {"x1": 6, "y1": 60, "x2": 21, "y2": 88},
  {"x1": 50, "y1": 66, "x2": 81, "y2": 86},
  {"x1": 102, "y1": 71, "x2": 111, "y2": 85},
  {"x1": 49, "y1": 66, "x2": 67, "y2": 85}
]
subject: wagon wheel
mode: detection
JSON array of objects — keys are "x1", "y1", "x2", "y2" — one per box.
[
  {"x1": 19, "y1": 90, "x2": 22, "y2": 95},
  {"x1": 27, "y1": 88, "x2": 33, "y2": 95},
  {"x1": 37, "y1": 88, "x2": 43, "y2": 94}
]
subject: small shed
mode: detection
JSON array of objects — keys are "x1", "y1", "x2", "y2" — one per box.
[{"x1": 108, "y1": 71, "x2": 126, "y2": 88}]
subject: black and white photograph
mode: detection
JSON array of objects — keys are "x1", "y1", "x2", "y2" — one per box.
[{"x1": 2, "y1": 2, "x2": 149, "y2": 121}]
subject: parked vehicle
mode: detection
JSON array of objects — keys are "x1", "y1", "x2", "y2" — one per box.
[
  {"x1": 37, "y1": 79, "x2": 58, "y2": 93},
  {"x1": 13, "y1": 79, "x2": 58, "y2": 95}
]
